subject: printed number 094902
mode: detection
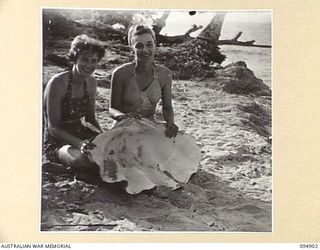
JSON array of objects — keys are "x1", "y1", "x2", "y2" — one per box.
[{"x1": 300, "y1": 244, "x2": 318, "y2": 248}]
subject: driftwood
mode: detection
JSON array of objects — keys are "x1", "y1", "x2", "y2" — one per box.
[
  {"x1": 153, "y1": 12, "x2": 225, "y2": 47},
  {"x1": 155, "y1": 29, "x2": 271, "y2": 48},
  {"x1": 152, "y1": 11, "x2": 204, "y2": 45},
  {"x1": 153, "y1": 13, "x2": 226, "y2": 79},
  {"x1": 218, "y1": 32, "x2": 271, "y2": 48},
  {"x1": 155, "y1": 24, "x2": 203, "y2": 45},
  {"x1": 152, "y1": 12, "x2": 271, "y2": 48}
]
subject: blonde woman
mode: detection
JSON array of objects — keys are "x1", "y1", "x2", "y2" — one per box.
[{"x1": 109, "y1": 24, "x2": 179, "y2": 138}]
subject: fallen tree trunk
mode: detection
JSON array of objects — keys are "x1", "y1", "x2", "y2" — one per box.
[
  {"x1": 155, "y1": 24, "x2": 203, "y2": 45},
  {"x1": 153, "y1": 13, "x2": 226, "y2": 79},
  {"x1": 218, "y1": 41, "x2": 272, "y2": 48},
  {"x1": 218, "y1": 32, "x2": 271, "y2": 48},
  {"x1": 157, "y1": 29, "x2": 272, "y2": 48}
]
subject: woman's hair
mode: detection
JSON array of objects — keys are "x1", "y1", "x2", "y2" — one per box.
[
  {"x1": 67, "y1": 34, "x2": 105, "y2": 63},
  {"x1": 127, "y1": 24, "x2": 156, "y2": 46}
]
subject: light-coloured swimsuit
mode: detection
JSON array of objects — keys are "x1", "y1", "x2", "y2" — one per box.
[{"x1": 121, "y1": 64, "x2": 162, "y2": 120}]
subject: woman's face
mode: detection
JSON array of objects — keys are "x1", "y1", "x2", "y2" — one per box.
[
  {"x1": 131, "y1": 33, "x2": 156, "y2": 64},
  {"x1": 75, "y1": 50, "x2": 99, "y2": 77}
]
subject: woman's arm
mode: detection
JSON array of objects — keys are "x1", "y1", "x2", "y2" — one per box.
[
  {"x1": 160, "y1": 67, "x2": 179, "y2": 137},
  {"x1": 45, "y1": 76, "x2": 83, "y2": 149},
  {"x1": 85, "y1": 77, "x2": 102, "y2": 132},
  {"x1": 161, "y1": 67, "x2": 174, "y2": 124},
  {"x1": 109, "y1": 67, "x2": 127, "y2": 121}
]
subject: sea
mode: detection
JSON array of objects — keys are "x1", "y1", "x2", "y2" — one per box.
[
  {"x1": 219, "y1": 22, "x2": 272, "y2": 88},
  {"x1": 160, "y1": 11, "x2": 272, "y2": 87}
]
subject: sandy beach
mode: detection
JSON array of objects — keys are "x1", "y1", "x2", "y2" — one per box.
[{"x1": 41, "y1": 64, "x2": 272, "y2": 231}]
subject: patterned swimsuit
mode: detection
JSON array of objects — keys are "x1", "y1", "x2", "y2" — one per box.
[{"x1": 43, "y1": 72, "x2": 99, "y2": 163}]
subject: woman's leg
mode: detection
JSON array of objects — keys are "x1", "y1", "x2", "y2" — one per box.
[{"x1": 57, "y1": 145, "x2": 102, "y2": 184}]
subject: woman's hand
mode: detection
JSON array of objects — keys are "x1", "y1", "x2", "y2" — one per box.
[
  {"x1": 79, "y1": 139, "x2": 97, "y2": 155},
  {"x1": 165, "y1": 123, "x2": 179, "y2": 138}
]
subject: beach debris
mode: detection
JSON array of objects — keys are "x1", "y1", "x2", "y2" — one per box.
[
  {"x1": 112, "y1": 218, "x2": 144, "y2": 231},
  {"x1": 218, "y1": 31, "x2": 271, "y2": 48}
]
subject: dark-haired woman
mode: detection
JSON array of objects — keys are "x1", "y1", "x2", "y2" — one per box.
[{"x1": 43, "y1": 34, "x2": 105, "y2": 176}]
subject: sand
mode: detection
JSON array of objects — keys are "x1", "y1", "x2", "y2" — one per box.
[{"x1": 41, "y1": 66, "x2": 272, "y2": 231}]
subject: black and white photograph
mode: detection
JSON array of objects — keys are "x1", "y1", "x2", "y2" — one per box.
[{"x1": 41, "y1": 8, "x2": 272, "y2": 232}]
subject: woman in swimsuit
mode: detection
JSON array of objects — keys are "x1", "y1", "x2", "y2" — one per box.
[
  {"x1": 43, "y1": 34, "x2": 104, "y2": 176},
  {"x1": 109, "y1": 24, "x2": 179, "y2": 138}
]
